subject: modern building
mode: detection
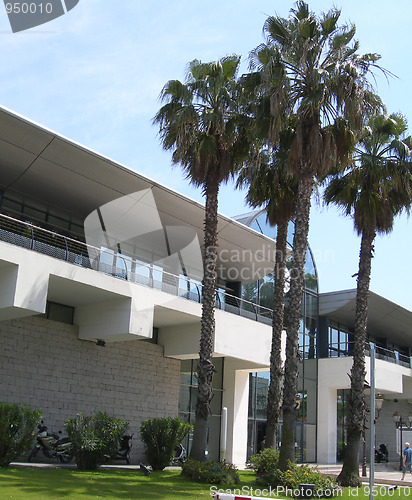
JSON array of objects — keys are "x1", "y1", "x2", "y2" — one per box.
[{"x1": 0, "y1": 106, "x2": 411, "y2": 465}]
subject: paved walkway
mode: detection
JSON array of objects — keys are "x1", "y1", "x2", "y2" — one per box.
[{"x1": 316, "y1": 463, "x2": 409, "y2": 487}]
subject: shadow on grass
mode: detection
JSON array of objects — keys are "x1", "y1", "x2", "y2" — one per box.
[{"x1": 0, "y1": 467, "x2": 233, "y2": 499}]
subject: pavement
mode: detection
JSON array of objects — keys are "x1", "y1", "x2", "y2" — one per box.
[{"x1": 315, "y1": 462, "x2": 409, "y2": 487}]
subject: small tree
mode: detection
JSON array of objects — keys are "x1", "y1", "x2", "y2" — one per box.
[
  {"x1": 140, "y1": 417, "x2": 192, "y2": 470},
  {"x1": 65, "y1": 412, "x2": 128, "y2": 470},
  {"x1": 0, "y1": 402, "x2": 42, "y2": 467}
]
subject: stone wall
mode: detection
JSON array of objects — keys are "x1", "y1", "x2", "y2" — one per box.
[
  {"x1": 364, "y1": 398, "x2": 412, "y2": 466},
  {"x1": 0, "y1": 315, "x2": 180, "y2": 463}
]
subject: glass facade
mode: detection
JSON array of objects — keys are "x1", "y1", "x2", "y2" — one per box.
[
  {"x1": 238, "y1": 210, "x2": 319, "y2": 463},
  {"x1": 337, "y1": 389, "x2": 350, "y2": 462},
  {"x1": 0, "y1": 191, "x2": 85, "y2": 240},
  {"x1": 328, "y1": 322, "x2": 353, "y2": 358},
  {"x1": 178, "y1": 358, "x2": 224, "y2": 461}
]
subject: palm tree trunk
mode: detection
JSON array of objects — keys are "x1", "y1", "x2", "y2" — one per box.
[
  {"x1": 338, "y1": 228, "x2": 375, "y2": 487},
  {"x1": 190, "y1": 179, "x2": 219, "y2": 461},
  {"x1": 265, "y1": 219, "x2": 288, "y2": 449},
  {"x1": 278, "y1": 175, "x2": 313, "y2": 471}
]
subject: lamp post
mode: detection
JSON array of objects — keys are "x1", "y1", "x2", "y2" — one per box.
[
  {"x1": 393, "y1": 412, "x2": 412, "y2": 471},
  {"x1": 362, "y1": 395, "x2": 384, "y2": 477}
]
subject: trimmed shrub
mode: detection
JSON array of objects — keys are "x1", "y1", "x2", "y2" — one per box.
[
  {"x1": 182, "y1": 458, "x2": 239, "y2": 485},
  {"x1": 65, "y1": 412, "x2": 128, "y2": 470},
  {"x1": 256, "y1": 462, "x2": 339, "y2": 498},
  {"x1": 247, "y1": 447, "x2": 279, "y2": 476},
  {"x1": 140, "y1": 417, "x2": 192, "y2": 471},
  {"x1": 0, "y1": 402, "x2": 42, "y2": 467}
]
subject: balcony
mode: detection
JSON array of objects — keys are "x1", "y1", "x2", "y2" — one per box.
[
  {"x1": 0, "y1": 213, "x2": 272, "y2": 326},
  {"x1": 365, "y1": 342, "x2": 412, "y2": 369}
]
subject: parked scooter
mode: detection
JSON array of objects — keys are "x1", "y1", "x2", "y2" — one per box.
[
  {"x1": 171, "y1": 443, "x2": 187, "y2": 465},
  {"x1": 375, "y1": 443, "x2": 389, "y2": 463},
  {"x1": 105, "y1": 434, "x2": 133, "y2": 464},
  {"x1": 27, "y1": 421, "x2": 73, "y2": 463}
]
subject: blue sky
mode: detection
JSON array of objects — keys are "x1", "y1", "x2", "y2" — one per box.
[{"x1": 0, "y1": 0, "x2": 411, "y2": 309}]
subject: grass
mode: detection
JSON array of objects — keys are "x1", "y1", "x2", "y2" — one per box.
[
  {"x1": 0, "y1": 466, "x2": 408, "y2": 500},
  {"x1": 0, "y1": 467, "x2": 254, "y2": 500}
]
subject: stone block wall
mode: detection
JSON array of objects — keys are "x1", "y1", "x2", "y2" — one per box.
[
  {"x1": 0, "y1": 315, "x2": 180, "y2": 463},
  {"x1": 364, "y1": 398, "x2": 412, "y2": 466}
]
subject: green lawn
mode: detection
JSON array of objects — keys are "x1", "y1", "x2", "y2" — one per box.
[
  {"x1": 0, "y1": 466, "x2": 407, "y2": 500},
  {"x1": 0, "y1": 467, "x2": 257, "y2": 500}
]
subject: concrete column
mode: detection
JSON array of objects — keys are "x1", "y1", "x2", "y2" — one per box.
[
  {"x1": 317, "y1": 385, "x2": 337, "y2": 464},
  {"x1": 222, "y1": 358, "x2": 250, "y2": 465}
]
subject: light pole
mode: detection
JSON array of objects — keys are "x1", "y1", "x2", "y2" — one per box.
[
  {"x1": 393, "y1": 412, "x2": 412, "y2": 471},
  {"x1": 362, "y1": 395, "x2": 384, "y2": 477}
]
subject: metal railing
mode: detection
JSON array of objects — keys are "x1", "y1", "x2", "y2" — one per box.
[
  {"x1": 0, "y1": 213, "x2": 273, "y2": 325},
  {"x1": 365, "y1": 342, "x2": 411, "y2": 369},
  {"x1": 328, "y1": 341, "x2": 411, "y2": 368}
]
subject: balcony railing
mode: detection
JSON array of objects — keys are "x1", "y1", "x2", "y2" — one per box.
[
  {"x1": 328, "y1": 341, "x2": 411, "y2": 368},
  {"x1": 365, "y1": 342, "x2": 412, "y2": 369},
  {"x1": 0, "y1": 213, "x2": 273, "y2": 325}
]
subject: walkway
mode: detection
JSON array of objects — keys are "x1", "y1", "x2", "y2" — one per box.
[{"x1": 316, "y1": 462, "x2": 407, "y2": 487}]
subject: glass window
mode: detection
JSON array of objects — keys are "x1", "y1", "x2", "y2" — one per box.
[
  {"x1": 45, "y1": 301, "x2": 74, "y2": 324},
  {"x1": 304, "y1": 248, "x2": 318, "y2": 292},
  {"x1": 259, "y1": 277, "x2": 274, "y2": 309},
  {"x1": 212, "y1": 358, "x2": 223, "y2": 389},
  {"x1": 242, "y1": 282, "x2": 258, "y2": 304},
  {"x1": 330, "y1": 327, "x2": 339, "y2": 346},
  {"x1": 180, "y1": 360, "x2": 192, "y2": 386},
  {"x1": 178, "y1": 358, "x2": 223, "y2": 461}
]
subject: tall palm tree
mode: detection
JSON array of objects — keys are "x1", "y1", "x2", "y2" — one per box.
[
  {"x1": 237, "y1": 123, "x2": 298, "y2": 450},
  {"x1": 250, "y1": 1, "x2": 383, "y2": 470},
  {"x1": 324, "y1": 113, "x2": 412, "y2": 486},
  {"x1": 153, "y1": 56, "x2": 250, "y2": 460}
]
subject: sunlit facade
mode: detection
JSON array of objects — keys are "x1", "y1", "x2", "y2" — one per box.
[
  {"x1": 1, "y1": 107, "x2": 412, "y2": 467},
  {"x1": 235, "y1": 211, "x2": 318, "y2": 462}
]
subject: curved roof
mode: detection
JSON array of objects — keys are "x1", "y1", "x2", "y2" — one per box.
[
  {"x1": 0, "y1": 106, "x2": 279, "y2": 284},
  {"x1": 320, "y1": 289, "x2": 412, "y2": 346}
]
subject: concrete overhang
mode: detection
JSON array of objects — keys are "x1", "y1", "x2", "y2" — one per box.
[
  {"x1": 0, "y1": 106, "x2": 285, "y2": 283},
  {"x1": 320, "y1": 289, "x2": 412, "y2": 346}
]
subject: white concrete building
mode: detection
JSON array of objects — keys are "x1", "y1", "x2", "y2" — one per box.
[{"x1": 0, "y1": 106, "x2": 411, "y2": 465}]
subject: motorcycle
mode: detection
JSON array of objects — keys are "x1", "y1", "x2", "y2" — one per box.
[
  {"x1": 375, "y1": 443, "x2": 389, "y2": 463},
  {"x1": 104, "y1": 434, "x2": 133, "y2": 465},
  {"x1": 27, "y1": 421, "x2": 73, "y2": 463},
  {"x1": 171, "y1": 443, "x2": 186, "y2": 465}
]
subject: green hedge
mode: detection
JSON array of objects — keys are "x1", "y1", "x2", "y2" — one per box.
[
  {"x1": 65, "y1": 412, "x2": 128, "y2": 470},
  {"x1": 247, "y1": 447, "x2": 279, "y2": 475},
  {"x1": 140, "y1": 417, "x2": 192, "y2": 471},
  {"x1": 0, "y1": 402, "x2": 42, "y2": 467},
  {"x1": 182, "y1": 459, "x2": 240, "y2": 485}
]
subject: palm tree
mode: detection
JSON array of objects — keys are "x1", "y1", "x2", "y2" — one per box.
[
  {"x1": 237, "y1": 123, "x2": 298, "y2": 450},
  {"x1": 324, "y1": 113, "x2": 412, "y2": 486},
  {"x1": 153, "y1": 56, "x2": 250, "y2": 460},
  {"x1": 251, "y1": 1, "x2": 383, "y2": 469}
]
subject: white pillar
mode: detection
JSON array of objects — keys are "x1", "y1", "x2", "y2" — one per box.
[
  {"x1": 222, "y1": 359, "x2": 250, "y2": 465},
  {"x1": 317, "y1": 386, "x2": 337, "y2": 464},
  {"x1": 220, "y1": 407, "x2": 227, "y2": 461}
]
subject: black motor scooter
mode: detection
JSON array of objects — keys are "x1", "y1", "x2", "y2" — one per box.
[
  {"x1": 375, "y1": 443, "x2": 389, "y2": 463},
  {"x1": 105, "y1": 434, "x2": 133, "y2": 464}
]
